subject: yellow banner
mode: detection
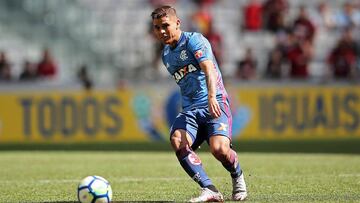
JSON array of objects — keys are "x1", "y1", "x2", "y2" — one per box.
[
  {"x1": 0, "y1": 90, "x2": 149, "y2": 143},
  {"x1": 0, "y1": 86, "x2": 359, "y2": 143},
  {"x1": 235, "y1": 86, "x2": 360, "y2": 140}
]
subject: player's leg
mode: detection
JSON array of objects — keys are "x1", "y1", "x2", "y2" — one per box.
[
  {"x1": 206, "y1": 103, "x2": 247, "y2": 201},
  {"x1": 171, "y1": 129, "x2": 223, "y2": 202},
  {"x1": 209, "y1": 136, "x2": 241, "y2": 177},
  {"x1": 209, "y1": 135, "x2": 247, "y2": 201},
  {"x1": 171, "y1": 129, "x2": 212, "y2": 188},
  {"x1": 170, "y1": 113, "x2": 223, "y2": 202},
  {"x1": 209, "y1": 136, "x2": 247, "y2": 201}
]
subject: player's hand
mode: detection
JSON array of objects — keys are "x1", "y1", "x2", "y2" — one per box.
[{"x1": 208, "y1": 97, "x2": 221, "y2": 118}]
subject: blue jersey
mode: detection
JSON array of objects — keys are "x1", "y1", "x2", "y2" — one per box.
[{"x1": 162, "y1": 32, "x2": 228, "y2": 111}]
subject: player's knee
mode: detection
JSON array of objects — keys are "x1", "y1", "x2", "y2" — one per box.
[
  {"x1": 210, "y1": 135, "x2": 231, "y2": 159},
  {"x1": 210, "y1": 143, "x2": 230, "y2": 161},
  {"x1": 170, "y1": 134, "x2": 181, "y2": 151},
  {"x1": 212, "y1": 147, "x2": 228, "y2": 160},
  {"x1": 170, "y1": 129, "x2": 193, "y2": 151},
  {"x1": 170, "y1": 130, "x2": 183, "y2": 151}
]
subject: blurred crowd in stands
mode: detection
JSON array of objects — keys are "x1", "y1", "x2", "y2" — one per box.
[
  {"x1": 0, "y1": 48, "x2": 57, "y2": 81},
  {"x1": 1, "y1": 0, "x2": 360, "y2": 85},
  {"x1": 150, "y1": 0, "x2": 360, "y2": 82},
  {"x1": 0, "y1": 47, "x2": 92, "y2": 89},
  {"x1": 238, "y1": 0, "x2": 360, "y2": 81}
]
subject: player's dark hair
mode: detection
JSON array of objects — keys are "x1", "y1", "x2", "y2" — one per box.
[{"x1": 151, "y1": 6, "x2": 177, "y2": 19}]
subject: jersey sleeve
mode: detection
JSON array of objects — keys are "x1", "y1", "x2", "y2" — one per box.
[{"x1": 188, "y1": 33, "x2": 213, "y2": 63}]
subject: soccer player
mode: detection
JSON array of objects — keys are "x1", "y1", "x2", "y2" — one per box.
[{"x1": 151, "y1": 6, "x2": 247, "y2": 202}]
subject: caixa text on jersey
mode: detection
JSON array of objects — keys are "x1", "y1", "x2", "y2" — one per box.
[{"x1": 173, "y1": 64, "x2": 198, "y2": 83}]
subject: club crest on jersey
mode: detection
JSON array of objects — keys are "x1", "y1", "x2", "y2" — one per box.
[
  {"x1": 180, "y1": 50, "x2": 188, "y2": 61},
  {"x1": 173, "y1": 64, "x2": 198, "y2": 83},
  {"x1": 195, "y1": 50, "x2": 203, "y2": 59}
]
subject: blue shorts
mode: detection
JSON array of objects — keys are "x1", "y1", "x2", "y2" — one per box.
[{"x1": 170, "y1": 102, "x2": 233, "y2": 150}]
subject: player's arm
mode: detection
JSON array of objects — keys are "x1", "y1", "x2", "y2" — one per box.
[{"x1": 199, "y1": 60, "x2": 221, "y2": 118}]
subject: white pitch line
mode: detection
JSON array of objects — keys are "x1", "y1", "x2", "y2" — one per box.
[
  {"x1": 338, "y1": 174, "x2": 360, "y2": 177},
  {"x1": 2, "y1": 176, "x2": 229, "y2": 184},
  {"x1": 4, "y1": 174, "x2": 359, "y2": 184}
]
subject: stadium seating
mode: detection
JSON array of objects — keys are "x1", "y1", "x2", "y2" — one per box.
[{"x1": 0, "y1": 0, "x2": 358, "y2": 84}]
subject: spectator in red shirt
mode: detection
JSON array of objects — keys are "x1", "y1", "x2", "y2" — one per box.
[
  {"x1": 243, "y1": 0, "x2": 263, "y2": 31},
  {"x1": 327, "y1": 28, "x2": 358, "y2": 79},
  {"x1": 286, "y1": 34, "x2": 313, "y2": 79},
  {"x1": 263, "y1": 0, "x2": 288, "y2": 32},
  {"x1": 293, "y1": 6, "x2": 316, "y2": 43},
  {"x1": 37, "y1": 48, "x2": 57, "y2": 78}
]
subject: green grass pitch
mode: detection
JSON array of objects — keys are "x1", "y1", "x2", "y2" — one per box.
[{"x1": 0, "y1": 151, "x2": 359, "y2": 202}]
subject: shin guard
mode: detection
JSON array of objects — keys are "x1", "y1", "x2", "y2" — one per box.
[{"x1": 176, "y1": 145, "x2": 213, "y2": 187}]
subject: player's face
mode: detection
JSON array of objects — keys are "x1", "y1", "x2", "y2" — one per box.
[{"x1": 152, "y1": 15, "x2": 180, "y2": 46}]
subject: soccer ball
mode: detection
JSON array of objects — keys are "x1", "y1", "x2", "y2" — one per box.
[{"x1": 77, "y1": 175, "x2": 112, "y2": 203}]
